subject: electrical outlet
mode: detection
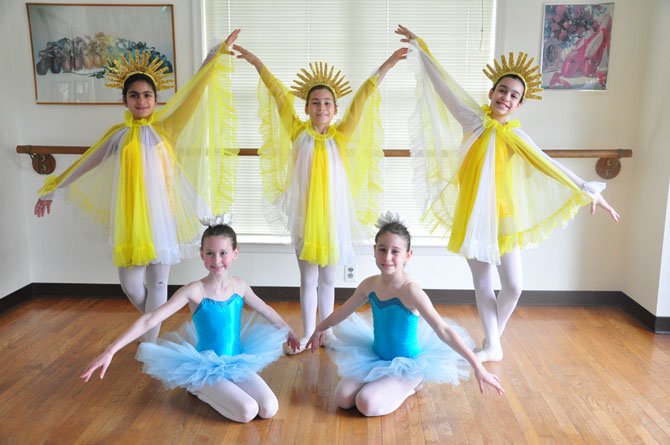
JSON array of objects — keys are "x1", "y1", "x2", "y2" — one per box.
[{"x1": 343, "y1": 264, "x2": 357, "y2": 282}]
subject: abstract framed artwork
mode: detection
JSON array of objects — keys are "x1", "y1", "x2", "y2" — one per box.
[
  {"x1": 541, "y1": 3, "x2": 614, "y2": 90},
  {"x1": 27, "y1": 3, "x2": 176, "y2": 104}
]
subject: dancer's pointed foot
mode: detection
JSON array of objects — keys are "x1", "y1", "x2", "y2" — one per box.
[
  {"x1": 474, "y1": 337, "x2": 489, "y2": 353},
  {"x1": 321, "y1": 329, "x2": 337, "y2": 348},
  {"x1": 475, "y1": 347, "x2": 503, "y2": 363}
]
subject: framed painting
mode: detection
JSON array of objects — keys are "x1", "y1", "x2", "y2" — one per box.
[
  {"x1": 541, "y1": 3, "x2": 614, "y2": 90},
  {"x1": 26, "y1": 3, "x2": 176, "y2": 104}
]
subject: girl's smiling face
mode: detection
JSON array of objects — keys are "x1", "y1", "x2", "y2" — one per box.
[
  {"x1": 305, "y1": 87, "x2": 337, "y2": 132},
  {"x1": 123, "y1": 79, "x2": 157, "y2": 119},
  {"x1": 374, "y1": 232, "x2": 412, "y2": 275},
  {"x1": 488, "y1": 76, "x2": 524, "y2": 122},
  {"x1": 200, "y1": 235, "x2": 238, "y2": 274}
]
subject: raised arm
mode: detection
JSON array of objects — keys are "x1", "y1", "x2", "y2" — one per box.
[
  {"x1": 396, "y1": 24, "x2": 482, "y2": 129},
  {"x1": 158, "y1": 29, "x2": 240, "y2": 136},
  {"x1": 239, "y1": 278, "x2": 300, "y2": 351},
  {"x1": 407, "y1": 283, "x2": 504, "y2": 395},
  {"x1": 80, "y1": 284, "x2": 194, "y2": 382},
  {"x1": 378, "y1": 47, "x2": 408, "y2": 82},
  {"x1": 234, "y1": 44, "x2": 298, "y2": 127},
  {"x1": 336, "y1": 47, "x2": 407, "y2": 137}
]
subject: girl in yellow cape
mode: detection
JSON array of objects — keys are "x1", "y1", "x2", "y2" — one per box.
[
  {"x1": 34, "y1": 30, "x2": 242, "y2": 342},
  {"x1": 397, "y1": 25, "x2": 619, "y2": 363},
  {"x1": 233, "y1": 40, "x2": 407, "y2": 353}
]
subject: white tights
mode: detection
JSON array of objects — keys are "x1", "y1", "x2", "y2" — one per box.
[
  {"x1": 467, "y1": 247, "x2": 522, "y2": 356},
  {"x1": 118, "y1": 264, "x2": 170, "y2": 342},
  {"x1": 193, "y1": 373, "x2": 278, "y2": 423},
  {"x1": 334, "y1": 375, "x2": 423, "y2": 417},
  {"x1": 297, "y1": 257, "x2": 335, "y2": 339}
]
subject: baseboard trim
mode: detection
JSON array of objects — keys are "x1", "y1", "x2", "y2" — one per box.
[
  {"x1": 0, "y1": 284, "x2": 33, "y2": 313},
  {"x1": 2, "y1": 283, "x2": 668, "y2": 334}
]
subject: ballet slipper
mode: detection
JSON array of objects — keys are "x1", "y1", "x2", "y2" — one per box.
[
  {"x1": 321, "y1": 329, "x2": 337, "y2": 348},
  {"x1": 473, "y1": 337, "x2": 488, "y2": 353},
  {"x1": 283, "y1": 337, "x2": 308, "y2": 355},
  {"x1": 475, "y1": 347, "x2": 503, "y2": 363}
]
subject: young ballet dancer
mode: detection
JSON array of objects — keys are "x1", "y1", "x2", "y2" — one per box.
[
  {"x1": 307, "y1": 212, "x2": 504, "y2": 417},
  {"x1": 396, "y1": 25, "x2": 619, "y2": 362},
  {"x1": 35, "y1": 30, "x2": 242, "y2": 342},
  {"x1": 233, "y1": 39, "x2": 408, "y2": 353},
  {"x1": 81, "y1": 219, "x2": 300, "y2": 423}
]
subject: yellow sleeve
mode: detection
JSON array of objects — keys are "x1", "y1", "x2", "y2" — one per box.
[
  {"x1": 257, "y1": 67, "x2": 302, "y2": 204},
  {"x1": 335, "y1": 75, "x2": 384, "y2": 225},
  {"x1": 154, "y1": 52, "x2": 239, "y2": 214},
  {"x1": 336, "y1": 74, "x2": 379, "y2": 137},
  {"x1": 38, "y1": 123, "x2": 124, "y2": 198}
]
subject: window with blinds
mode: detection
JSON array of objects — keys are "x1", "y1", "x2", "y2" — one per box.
[{"x1": 202, "y1": 0, "x2": 495, "y2": 243}]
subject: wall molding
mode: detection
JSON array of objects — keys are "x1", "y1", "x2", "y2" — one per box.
[{"x1": 2, "y1": 283, "x2": 668, "y2": 334}]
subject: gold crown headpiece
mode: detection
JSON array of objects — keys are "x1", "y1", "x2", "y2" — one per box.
[
  {"x1": 291, "y1": 62, "x2": 352, "y2": 100},
  {"x1": 105, "y1": 50, "x2": 174, "y2": 91},
  {"x1": 483, "y1": 52, "x2": 543, "y2": 100}
]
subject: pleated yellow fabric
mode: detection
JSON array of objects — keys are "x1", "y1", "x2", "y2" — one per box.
[
  {"x1": 38, "y1": 51, "x2": 238, "y2": 267},
  {"x1": 257, "y1": 68, "x2": 383, "y2": 266},
  {"x1": 113, "y1": 121, "x2": 155, "y2": 266},
  {"x1": 410, "y1": 39, "x2": 601, "y2": 264}
]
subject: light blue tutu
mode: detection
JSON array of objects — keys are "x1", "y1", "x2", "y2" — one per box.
[
  {"x1": 327, "y1": 309, "x2": 474, "y2": 384},
  {"x1": 136, "y1": 309, "x2": 286, "y2": 392}
]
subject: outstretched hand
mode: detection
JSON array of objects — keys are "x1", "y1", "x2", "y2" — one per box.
[
  {"x1": 388, "y1": 47, "x2": 409, "y2": 64},
  {"x1": 592, "y1": 195, "x2": 620, "y2": 221},
  {"x1": 34, "y1": 199, "x2": 52, "y2": 217},
  {"x1": 203, "y1": 28, "x2": 241, "y2": 64},
  {"x1": 378, "y1": 47, "x2": 408, "y2": 81},
  {"x1": 305, "y1": 330, "x2": 323, "y2": 352},
  {"x1": 232, "y1": 44, "x2": 262, "y2": 70},
  {"x1": 395, "y1": 24, "x2": 418, "y2": 43},
  {"x1": 224, "y1": 28, "x2": 241, "y2": 48},
  {"x1": 475, "y1": 368, "x2": 505, "y2": 396},
  {"x1": 286, "y1": 330, "x2": 301, "y2": 353},
  {"x1": 80, "y1": 351, "x2": 114, "y2": 382}
]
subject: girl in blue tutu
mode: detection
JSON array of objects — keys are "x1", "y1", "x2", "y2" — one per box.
[
  {"x1": 81, "y1": 217, "x2": 299, "y2": 423},
  {"x1": 306, "y1": 212, "x2": 504, "y2": 417}
]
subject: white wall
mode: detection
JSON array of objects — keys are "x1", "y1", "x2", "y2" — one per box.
[
  {"x1": 621, "y1": 0, "x2": 670, "y2": 316},
  {"x1": 4, "y1": 0, "x2": 668, "y2": 317},
  {"x1": 0, "y1": 1, "x2": 32, "y2": 297}
]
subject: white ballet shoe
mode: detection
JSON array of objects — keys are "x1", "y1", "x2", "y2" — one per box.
[
  {"x1": 321, "y1": 329, "x2": 337, "y2": 348},
  {"x1": 284, "y1": 337, "x2": 308, "y2": 355},
  {"x1": 473, "y1": 337, "x2": 488, "y2": 353},
  {"x1": 475, "y1": 347, "x2": 503, "y2": 363}
]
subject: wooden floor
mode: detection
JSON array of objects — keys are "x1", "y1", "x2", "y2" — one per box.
[{"x1": 1, "y1": 297, "x2": 669, "y2": 444}]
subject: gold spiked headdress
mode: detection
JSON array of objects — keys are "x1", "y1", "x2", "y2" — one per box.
[
  {"x1": 105, "y1": 50, "x2": 174, "y2": 91},
  {"x1": 483, "y1": 52, "x2": 543, "y2": 100},
  {"x1": 290, "y1": 62, "x2": 352, "y2": 100}
]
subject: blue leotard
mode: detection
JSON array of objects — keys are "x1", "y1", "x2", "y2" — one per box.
[
  {"x1": 370, "y1": 292, "x2": 421, "y2": 360},
  {"x1": 194, "y1": 295, "x2": 244, "y2": 355},
  {"x1": 326, "y1": 291, "x2": 473, "y2": 384},
  {"x1": 136, "y1": 294, "x2": 286, "y2": 391}
]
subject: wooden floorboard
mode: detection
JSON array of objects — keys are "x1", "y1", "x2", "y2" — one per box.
[{"x1": 0, "y1": 297, "x2": 669, "y2": 444}]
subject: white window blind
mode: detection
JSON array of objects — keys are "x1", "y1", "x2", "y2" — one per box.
[{"x1": 203, "y1": 0, "x2": 495, "y2": 242}]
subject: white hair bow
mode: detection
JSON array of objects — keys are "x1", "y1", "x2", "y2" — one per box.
[
  {"x1": 375, "y1": 210, "x2": 406, "y2": 229},
  {"x1": 199, "y1": 213, "x2": 233, "y2": 227}
]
